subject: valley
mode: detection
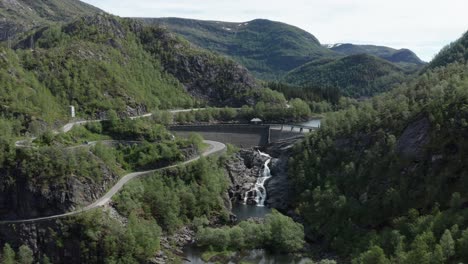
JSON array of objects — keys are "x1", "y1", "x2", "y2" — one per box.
[{"x1": 0, "y1": 1, "x2": 467, "y2": 263}]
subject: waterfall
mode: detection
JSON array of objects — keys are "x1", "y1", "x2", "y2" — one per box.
[{"x1": 244, "y1": 151, "x2": 272, "y2": 207}]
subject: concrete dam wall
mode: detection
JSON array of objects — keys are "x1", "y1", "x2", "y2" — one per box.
[{"x1": 170, "y1": 124, "x2": 270, "y2": 148}]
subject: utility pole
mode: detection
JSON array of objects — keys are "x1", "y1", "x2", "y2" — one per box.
[
  {"x1": 7, "y1": 36, "x2": 11, "y2": 49},
  {"x1": 4, "y1": 30, "x2": 11, "y2": 49},
  {"x1": 30, "y1": 34, "x2": 34, "y2": 50}
]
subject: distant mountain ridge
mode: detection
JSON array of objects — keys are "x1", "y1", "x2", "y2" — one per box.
[
  {"x1": 139, "y1": 17, "x2": 338, "y2": 80},
  {"x1": 0, "y1": 1, "x2": 428, "y2": 105},
  {"x1": 140, "y1": 17, "x2": 426, "y2": 98},
  {"x1": 284, "y1": 54, "x2": 407, "y2": 97},
  {"x1": 324, "y1": 43, "x2": 425, "y2": 71}
]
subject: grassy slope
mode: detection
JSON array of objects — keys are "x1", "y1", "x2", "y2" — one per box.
[{"x1": 140, "y1": 17, "x2": 338, "y2": 80}]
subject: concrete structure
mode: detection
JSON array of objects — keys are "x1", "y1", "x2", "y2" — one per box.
[
  {"x1": 170, "y1": 123, "x2": 317, "y2": 147},
  {"x1": 269, "y1": 124, "x2": 316, "y2": 133},
  {"x1": 70, "y1": 106, "x2": 76, "y2": 118},
  {"x1": 250, "y1": 118, "x2": 262, "y2": 124},
  {"x1": 170, "y1": 124, "x2": 270, "y2": 148}
]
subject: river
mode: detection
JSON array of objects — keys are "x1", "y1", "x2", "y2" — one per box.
[
  {"x1": 183, "y1": 203, "x2": 312, "y2": 264},
  {"x1": 183, "y1": 246, "x2": 312, "y2": 264},
  {"x1": 231, "y1": 204, "x2": 271, "y2": 221},
  {"x1": 182, "y1": 150, "x2": 313, "y2": 264}
]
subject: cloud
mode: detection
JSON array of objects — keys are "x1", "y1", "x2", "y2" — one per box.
[{"x1": 83, "y1": 0, "x2": 468, "y2": 61}]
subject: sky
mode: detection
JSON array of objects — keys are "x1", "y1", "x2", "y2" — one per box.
[{"x1": 82, "y1": 0, "x2": 468, "y2": 62}]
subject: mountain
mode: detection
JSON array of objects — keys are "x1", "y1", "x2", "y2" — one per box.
[
  {"x1": 140, "y1": 17, "x2": 338, "y2": 80},
  {"x1": 144, "y1": 17, "x2": 419, "y2": 97},
  {"x1": 288, "y1": 30, "x2": 468, "y2": 262},
  {"x1": 326, "y1": 43, "x2": 425, "y2": 71},
  {"x1": 0, "y1": 0, "x2": 100, "y2": 42},
  {"x1": 427, "y1": 30, "x2": 468, "y2": 69},
  {"x1": 1, "y1": 13, "x2": 261, "y2": 131},
  {"x1": 283, "y1": 54, "x2": 407, "y2": 97}
]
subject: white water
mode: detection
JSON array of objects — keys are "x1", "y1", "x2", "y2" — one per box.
[{"x1": 244, "y1": 151, "x2": 272, "y2": 207}]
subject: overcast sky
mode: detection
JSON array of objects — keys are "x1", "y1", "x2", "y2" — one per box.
[{"x1": 82, "y1": 0, "x2": 468, "y2": 61}]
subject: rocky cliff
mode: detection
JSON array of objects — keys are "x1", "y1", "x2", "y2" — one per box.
[
  {"x1": 224, "y1": 149, "x2": 267, "y2": 205},
  {"x1": 224, "y1": 137, "x2": 302, "y2": 211},
  {"x1": 139, "y1": 25, "x2": 260, "y2": 107},
  {"x1": 263, "y1": 137, "x2": 302, "y2": 211},
  {"x1": 0, "y1": 149, "x2": 119, "y2": 220}
]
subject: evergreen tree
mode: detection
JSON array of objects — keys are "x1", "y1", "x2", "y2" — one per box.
[
  {"x1": 17, "y1": 245, "x2": 33, "y2": 264},
  {"x1": 2, "y1": 244, "x2": 15, "y2": 264},
  {"x1": 353, "y1": 246, "x2": 390, "y2": 264},
  {"x1": 440, "y1": 229, "x2": 455, "y2": 259}
]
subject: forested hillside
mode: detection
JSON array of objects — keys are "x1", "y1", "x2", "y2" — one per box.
[
  {"x1": 141, "y1": 17, "x2": 424, "y2": 99},
  {"x1": 428, "y1": 30, "x2": 468, "y2": 70},
  {"x1": 0, "y1": 13, "x2": 264, "y2": 133},
  {"x1": 283, "y1": 54, "x2": 407, "y2": 97},
  {"x1": 0, "y1": 0, "x2": 100, "y2": 41},
  {"x1": 289, "y1": 33, "x2": 468, "y2": 263},
  {"x1": 142, "y1": 17, "x2": 338, "y2": 80}
]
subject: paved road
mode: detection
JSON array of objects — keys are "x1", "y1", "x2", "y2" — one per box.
[
  {"x1": 1, "y1": 140, "x2": 225, "y2": 224},
  {"x1": 62, "y1": 109, "x2": 210, "y2": 133},
  {"x1": 15, "y1": 110, "x2": 195, "y2": 147}
]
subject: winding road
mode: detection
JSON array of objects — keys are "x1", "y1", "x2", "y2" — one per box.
[
  {"x1": 5, "y1": 112, "x2": 226, "y2": 224},
  {"x1": 62, "y1": 109, "x2": 205, "y2": 133},
  {"x1": 15, "y1": 109, "x2": 208, "y2": 147}
]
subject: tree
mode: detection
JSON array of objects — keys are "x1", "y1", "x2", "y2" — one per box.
[
  {"x1": 42, "y1": 255, "x2": 52, "y2": 264},
  {"x1": 352, "y1": 246, "x2": 390, "y2": 264},
  {"x1": 432, "y1": 245, "x2": 445, "y2": 264},
  {"x1": 290, "y1": 98, "x2": 312, "y2": 119},
  {"x1": 17, "y1": 245, "x2": 33, "y2": 264},
  {"x1": 404, "y1": 233, "x2": 433, "y2": 264},
  {"x1": 126, "y1": 213, "x2": 161, "y2": 261},
  {"x1": 265, "y1": 210, "x2": 305, "y2": 252},
  {"x1": 219, "y1": 108, "x2": 237, "y2": 121},
  {"x1": 107, "y1": 110, "x2": 119, "y2": 126},
  {"x1": 450, "y1": 192, "x2": 461, "y2": 209},
  {"x1": 189, "y1": 133, "x2": 204, "y2": 151},
  {"x1": 440, "y1": 229, "x2": 455, "y2": 259},
  {"x1": 457, "y1": 229, "x2": 468, "y2": 261},
  {"x1": 229, "y1": 226, "x2": 245, "y2": 249},
  {"x1": 2, "y1": 243, "x2": 16, "y2": 264}
]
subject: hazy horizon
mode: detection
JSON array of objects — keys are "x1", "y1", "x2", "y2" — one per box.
[{"x1": 82, "y1": 0, "x2": 468, "y2": 62}]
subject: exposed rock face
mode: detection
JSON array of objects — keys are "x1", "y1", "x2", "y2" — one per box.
[
  {"x1": 0, "y1": 209, "x2": 126, "y2": 264},
  {"x1": 263, "y1": 138, "x2": 300, "y2": 211},
  {"x1": 141, "y1": 27, "x2": 260, "y2": 107},
  {"x1": 0, "y1": 219, "x2": 89, "y2": 263},
  {"x1": 224, "y1": 149, "x2": 268, "y2": 205},
  {"x1": 171, "y1": 56, "x2": 258, "y2": 107},
  {"x1": 224, "y1": 137, "x2": 303, "y2": 210},
  {"x1": 0, "y1": 156, "x2": 119, "y2": 220},
  {"x1": 396, "y1": 116, "x2": 430, "y2": 159}
]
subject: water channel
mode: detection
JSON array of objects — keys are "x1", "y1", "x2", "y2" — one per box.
[{"x1": 183, "y1": 147, "x2": 314, "y2": 263}]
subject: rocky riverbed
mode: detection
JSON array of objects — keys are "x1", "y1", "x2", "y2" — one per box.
[{"x1": 224, "y1": 136, "x2": 302, "y2": 211}]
